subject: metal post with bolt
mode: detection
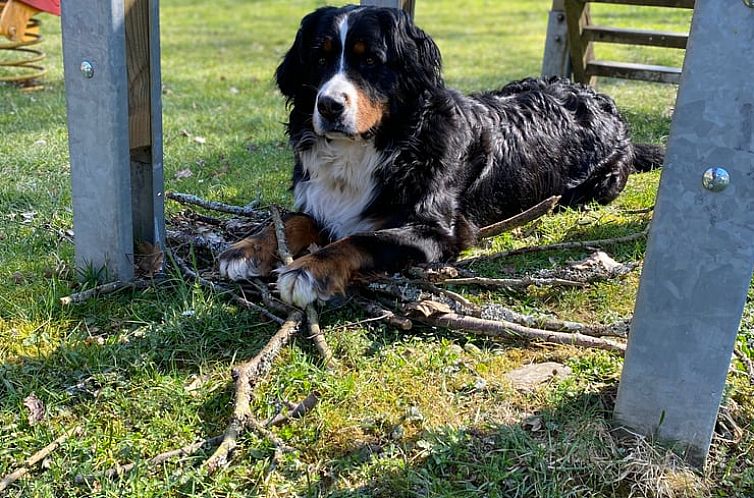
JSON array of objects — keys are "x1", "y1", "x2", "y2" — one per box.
[
  {"x1": 614, "y1": 0, "x2": 754, "y2": 467},
  {"x1": 61, "y1": 0, "x2": 164, "y2": 281}
]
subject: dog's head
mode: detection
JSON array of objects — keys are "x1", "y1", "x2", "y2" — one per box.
[{"x1": 276, "y1": 5, "x2": 443, "y2": 140}]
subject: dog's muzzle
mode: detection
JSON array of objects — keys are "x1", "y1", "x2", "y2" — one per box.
[{"x1": 314, "y1": 73, "x2": 359, "y2": 137}]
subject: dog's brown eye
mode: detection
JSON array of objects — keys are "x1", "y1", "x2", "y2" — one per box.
[
  {"x1": 318, "y1": 57, "x2": 326, "y2": 66},
  {"x1": 365, "y1": 57, "x2": 375, "y2": 65}
]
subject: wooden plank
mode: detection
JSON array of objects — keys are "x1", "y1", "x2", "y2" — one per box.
[
  {"x1": 614, "y1": 0, "x2": 754, "y2": 466},
  {"x1": 564, "y1": 0, "x2": 593, "y2": 84},
  {"x1": 589, "y1": 0, "x2": 694, "y2": 7},
  {"x1": 125, "y1": 0, "x2": 151, "y2": 150},
  {"x1": 542, "y1": 0, "x2": 572, "y2": 78},
  {"x1": 586, "y1": 60, "x2": 681, "y2": 83},
  {"x1": 583, "y1": 25, "x2": 688, "y2": 49},
  {"x1": 125, "y1": 0, "x2": 165, "y2": 250}
]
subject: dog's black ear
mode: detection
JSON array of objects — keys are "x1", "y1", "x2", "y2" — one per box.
[
  {"x1": 382, "y1": 9, "x2": 443, "y2": 93},
  {"x1": 404, "y1": 16, "x2": 443, "y2": 89},
  {"x1": 276, "y1": 7, "x2": 334, "y2": 101}
]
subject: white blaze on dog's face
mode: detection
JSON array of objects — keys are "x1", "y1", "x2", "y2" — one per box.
[{"x1": 312, "y1": 11, "x2": 386, "y2": 139}]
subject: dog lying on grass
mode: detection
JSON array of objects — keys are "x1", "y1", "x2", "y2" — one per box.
[{"x1": 219, "y1": 5, "x2": 663, "y2": 308}]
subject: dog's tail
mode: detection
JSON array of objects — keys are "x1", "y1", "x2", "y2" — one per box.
[{"x1": 632, "y1": 143, "x2": 665, "y2": 173}]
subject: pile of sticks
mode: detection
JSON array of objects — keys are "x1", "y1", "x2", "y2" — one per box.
[{"x1": 50, "y1": 192, "x2": 650, "y2": 483}]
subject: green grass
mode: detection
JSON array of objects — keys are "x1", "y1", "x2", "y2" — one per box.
[{"x1": 1, "y1": 1, "x2": 752, "y2": 497}]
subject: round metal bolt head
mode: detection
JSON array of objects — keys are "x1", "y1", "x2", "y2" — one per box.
[
  {"x1": 702, "y1": 167, "x2": 730, "y2": 192},
  {"x1": 80, "y1": 61, "x2": 94, "y2": 78}
]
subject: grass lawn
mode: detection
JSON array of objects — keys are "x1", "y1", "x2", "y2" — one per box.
[{"x1": 1, "y1": 1, "x2": 753, "y2": 496}]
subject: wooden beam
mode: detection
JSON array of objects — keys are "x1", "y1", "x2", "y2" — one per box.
[
  {"x1": 564, "y1": 0, "x2": 594, "y2": 84},
  {"x1": 588, "y1": 0, "x2": 694, "y2": 7},
  {"x1": 360, "y1": 0, "x2": 415, "y2": 17},
  {"x1": 542, "y1": 0, "x2": 573, "y2": 78},
  {"x1": 582, "y1": 25, "x2": 688, "y2": 49},
  {"x1": 586, "y1": 60, "x2": 681, "y2": 83}
]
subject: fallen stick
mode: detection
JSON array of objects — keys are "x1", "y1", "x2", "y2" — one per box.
[
  {"x1": 1, "y1": 427, "x2": 81, "y2": 493},
  {"x1": 75, "y1": 435, "x2": 224, "y2": 483},
  {"x1": 479, "y1": 195, "x2": 561, "y2": 239},
  {"x1": 352, "y1": 297, "x2": 413, "y2": 331},
  {"x1": 270, "y1": 205, "x2": 336, "y2": 368},
  {"x1": 60, "y1": 280, "x2": 150, "y2": 305},
  {"x1": 479, "y1": 304, "x2": 630, "y2": 338},
  {"x1": 458, "y1": 226, "x2": 650, "y2": 267},
  {"x1": 172, "y1": 254, "x2": 286, "y2": 325},
  {"x1": 166, "y1": 191, "x2": 259, "y2": 217},
  {"x1": 415, "y1": 312, "x2": 626, "y2": 354},
  {"x1": 166, "y1": 229, "x2": 228, "y2": 256},
  {"x1": 265, "y1": 391, "x2": 320, "y2": 427},
  {"x1": 441, "y1": 276, "x2": 585, "y2": 290},
  {"x1": 204, "y1": 310, "x2": 303, "y2": 474}
]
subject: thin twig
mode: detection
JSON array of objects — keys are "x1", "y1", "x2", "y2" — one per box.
[
  {"x1": 458, "y1": 227, "x2": 650, "y2": 267},
  {"x1": 441, "y1": 276, "x2": 585, "y2": 290},
  {"x1": 60, "y1": 280, "x2": 150, "y2": 306},
  {"x1": 166, "y1": 191, "x2": 259, "y2": 217},
  {"x1": 264, "y1": 391, "x2": 320, "y2": 427},
  {"x1": 203, "y1": 311, "x2": 303, "y2": 474},
  {"x1": 414, "y1": 311, "x2": 626, "y2": 354},
  {"x1": 479, "y1": 195, "x2": 561, "y2": 239},
  {"x1": 75, "y1": 435, "x2": 224, "y2": 483},
  {"x1": 270, "y1": 205, "x2": 336, "y2": 368},
  {"x1": 173, "y1": 253, "x2": 286, "y2": 324},
  {"x1": 352, "y1": 297, "x2": 413, "y2": 330},
  {"x1": 0, "y1": 428, "x2": 81, "y2": 493},
  {"x1": 305, "y1": 305, "x2": 336, "y2": 368}
]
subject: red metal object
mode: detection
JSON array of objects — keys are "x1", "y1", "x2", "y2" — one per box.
[{"x1": 19, "y1": 0, "x2": 59, "y2": 16}]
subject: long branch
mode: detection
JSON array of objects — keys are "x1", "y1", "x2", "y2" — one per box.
[
  {"x1": 416, "y1": 312, "x2": 626, "y2": 354},
  {"x1": 203, "y1": 311, "x2": 303, "y2": 474},
  {"x1": 166, "y1": 191, "x2": 259, "y2": 217},
  {"x1": 270, "y1": 206, "x2": 335, "y2": 367},
  {"x1": 479, "y1": 195, "x2": 561, "y2": 239},
  {"x1": 458, "y1": 227, "x2": 650, "y2": 267}
]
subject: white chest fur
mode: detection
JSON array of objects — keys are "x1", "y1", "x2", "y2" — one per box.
[{"x1": 294, "y1": 138, "x2": 384, "y2": 240}]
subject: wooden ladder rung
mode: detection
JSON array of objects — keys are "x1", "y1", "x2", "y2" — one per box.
[
  {"x1": 583, "y1": 25, "x2": 688, "y2": 49},
  {"x1": 588, "y1": 0, "x2": 694, "y2": 8},
  {"x1": 585, "y1": 60, "x2": 682, "y2": 83}
]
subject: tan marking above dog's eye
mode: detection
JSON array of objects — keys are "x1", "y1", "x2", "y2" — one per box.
[
  {"x1": 353, "y1": 41, "x2": 366, "y2": 56},
  {"x1": 322, "y1": 37, "x2": 333, "y2": 52}
]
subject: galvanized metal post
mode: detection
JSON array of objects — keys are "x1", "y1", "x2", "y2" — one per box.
[
  {"x1": 541, "y1": 0, "x2": 572, "y2": 78},
  {"x1": 614, "y1": 0, "x2": 754, "y2": 467},
  {"x1": 61, "y1": 0, "x2": 164, "y2": 281},
  {"x1": 360, "y1": 0, "x2": 415, "y2": 17}
]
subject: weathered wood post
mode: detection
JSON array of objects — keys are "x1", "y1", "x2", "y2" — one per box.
[
  {"x1": 360, "y1": 0, "x2": 415, "y2": 17},
  {"x1": 541, "y1": 0, "x2": 571, "y2": 78},
  {"x1": 614, "y1": 0, "x2": 754, "y2": 466},
  {"x1": 61, "y1": 0, "x2": 164, "y2": 281}
]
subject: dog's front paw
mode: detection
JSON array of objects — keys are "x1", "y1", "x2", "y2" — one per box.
[
  {"x1": 218, "y1": 236, "x2": 278, "y2": 281},
  {"x1": 276, "y1": 254, "x2": 351, "y2": 308}
]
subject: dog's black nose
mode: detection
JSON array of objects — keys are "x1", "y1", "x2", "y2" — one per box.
[{"x1": 317, "y1": 95, "x2": 345, "y2": 121}]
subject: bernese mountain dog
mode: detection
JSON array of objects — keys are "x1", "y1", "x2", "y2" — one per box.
[{"x1": 219, "y1": 5, "x2": 663, "y2": 308}]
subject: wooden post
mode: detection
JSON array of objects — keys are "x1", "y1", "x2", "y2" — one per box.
[
  {"x1": 61, "y1": 0, "x2": 164, "y2": 281},
  {"x1": 360, "y1": 0, "x2": 415, "y2": 17},
  {"x1": 541, "y1": 0, "x2": 572, "y2": 78},
  {"x1": 563, "y1": 0, "x2": 594, "y2": 84},
  {"x1": 614, "y1": 0, "x2": 754, "y2": 467}
]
